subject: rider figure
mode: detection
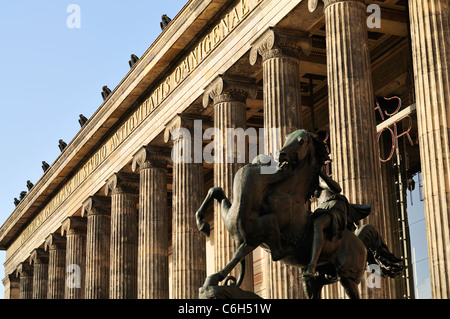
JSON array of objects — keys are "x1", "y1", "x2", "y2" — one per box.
[{"x1": 304, "y1": 171, "x2": 371, "y2": 278}]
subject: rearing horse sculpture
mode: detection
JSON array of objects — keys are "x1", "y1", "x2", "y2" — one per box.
[{"x1": 196, "y1": 129, "x2": 404, "y2": 299}]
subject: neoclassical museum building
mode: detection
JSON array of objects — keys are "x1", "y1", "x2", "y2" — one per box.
[{"x1": 1, "y1": 0, "x2": 448, "y2": 299}]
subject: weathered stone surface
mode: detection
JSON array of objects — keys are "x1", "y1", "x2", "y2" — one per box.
[
  {"x1": 165, "y1": 115, "x2": 206, "y2": 299},
  {"x1": 16, "y1": 262, "x2": 33, "y2": 299},
  {"x1": 61, "y1": 216, "x2": 87, "y2": 299},
  {"x1": 30, "y1": 248, "x2": 49, "y2": 299},
  {"x1": 204, "y1": 75, "x2": 257, "y2": 291},
  {"x1": 44, "y1": 233, "x2": 66, "y2": 299},
  {"x1": 106, "y1": 172, "x2": 139, "y2": 299},
  {"x1": 82, "y1": 195, "x2": 111, "y2": 299},
  {"x1": 250, "y1": 27, "x2": 310, "y2": 299},
  {"x1": 2, "y1": 274, "x2": 19, "y2": 299},
  {"x1": 409, "y1": 0, "x2": 450, "y2": 299},
  {"x1": 132, "y1": 146, "x2": 170, "y2": 299},
  {"x1": 323, "y1": 0, "x2": 387, "y2": 299},
  {"x1": 250, "y1": 27, "x2": 311, "y2": 157}
]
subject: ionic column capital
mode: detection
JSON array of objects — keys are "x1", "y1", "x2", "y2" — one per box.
[
  {"x1": 16, "y1": 262, "x2": 33, "y2": 278},
  {"x1": 249, "y1": 27, "x2": 311, "y2": 65},
  {"x1": 132, "y1": 146, "x2": 171, "y2": 171},
  {"x1": 203, "y1": 75, "x2": 257, "y2": 108},
  {"x1": 322, "y1": 0, "x2": 365, "y2": 10},
  {"x1": 105, "y1": 172, "x2": 139, "y2": 196},
  {"x1": 61, "y1": 216, "x2": 87, "y2": 236},
  {"x1": 3, "y1": 272, "x2": 20, "y2": 286},
  {"x1": 44, "y1": 233, "x2": 66, "y2": 251},
  {"x1": 164, "y1": 113, "x2": 204, "y2": 143},
  {"x1": 81, "y1": 195, "x2": 111, "y2": 217},
  {"x1": 30, "y1": 248, "x2": 49, "y2": 265}
]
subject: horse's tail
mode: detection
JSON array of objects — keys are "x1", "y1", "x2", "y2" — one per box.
[
  {"x1": 224, "y1": 259, "x2": 246, "y2": 287},
  {"x1": 356, "y1": 224, "x2": 407, "y2": 278}
]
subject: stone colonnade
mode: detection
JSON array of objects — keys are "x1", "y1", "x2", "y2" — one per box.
[{"x1": 8, "y1": 0, "x2": 450, "y2": 299}]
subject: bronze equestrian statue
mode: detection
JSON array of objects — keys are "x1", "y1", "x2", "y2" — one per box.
[{"x1": 196, "y1": 129, "x2": 405, "y2": 299}]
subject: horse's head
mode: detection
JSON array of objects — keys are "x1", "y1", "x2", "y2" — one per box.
[{"x1": 278, "y1": 130, "x2": 330, "y2": 171}]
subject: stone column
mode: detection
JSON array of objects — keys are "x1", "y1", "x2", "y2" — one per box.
[
  {"x1": 82, "y1": 195, "x2": 111, "y2": 299},
  {"x1": 16, "y1": 262, "x2": 33, "y2": 299},
  {"x1": 165, "y1": 114, "x2": 206, "y2": 299},
  {"x1": 203, "y1": 75, "x2": 257, "y2": 291},
  {"x1": 323, "y1": 0, "x2": 387, "y2": 298},
  {"x1": 250, "y1": 27, "x2": 311, "y2": 299},
  {"x1": 408, "y1": 0, "x2": 450, "y2": 299},
  {"x1": 105, "y1": 172, "x2": 139, "y2": 299},
  {"x1": 3, "y1": 273, "x2": 20, "y2": 299},
  {"x1": 132, "y1": 146, "x2": 170, "y2": 299},
  {"x1": 44, "y1": 233, "x2": 66, "y2": 299},
  {"x1": 30, "y1": 248, "x2": 49, "y2": 299},
  {"x1": 61, "y1": 216, "x2": 87, "y2": 299},
  {"x1": 250, "y1": 27, "x2": 311, "y2": 157}
]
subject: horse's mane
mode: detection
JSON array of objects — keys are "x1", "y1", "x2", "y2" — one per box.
[
  {"x1": 302, "y1": 131, "x2": 331, "y2": 200},
  {"x1": 286, "y1": 129, "x2": 330, "y2": 167},
  {"x1": 309, "y1": 132, "x2": 330, "y2": 166}
]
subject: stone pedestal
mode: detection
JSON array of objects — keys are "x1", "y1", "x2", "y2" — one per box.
[
  {"x1": 105, "y1": 172, "x2": 139, "y2": 299},
  {"x1": 323, "y1": 0, "x2": 387, "y2": 299},
  {"x1": 16, "y1": 262, "x2": 33, "y2": 299},
  {"x1": 82, "y1": 195, "x2": 111, "y2": 299},
  {"x1": 408, "y1": 0, "x2": 450, "y2": 299},
  {"x1": 132, "y1": 146, "x2": 170, "y2": 299},
  {"x1": 44, "y1": 233, "x2": 66, "y2": 299},
  {"x1": 199, "y1": 285, "x2": 262, "y2": 299},
  {"x1": 165, "y1": 115, "x2": 207, "y2": 299},
  {"x1": 61, "y1": 216, "x2": 87, "y2": 299},
  {"x1": 203, "y1": 75, "x2": 257, "y2": 291},
  {"x1": 30, "y1": 248, "x2": 49, "y2": 299},
  {"x1": 250, "y1": 27, "x2": 311, "y2": 299}
]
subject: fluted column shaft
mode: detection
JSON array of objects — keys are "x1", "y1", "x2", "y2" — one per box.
[
  {"x1": 250, "y1": 27, "x2": 311, "y2": 157},
  {"x1": 204, "y1": 75, "x2": 257, "y2": 291},
  {"x1": 82, "y1": 196, "x2": 111, "y2": 299},
  {"x1": 62, "y1": 216, "x2": 87, "y2": 299},
  {"x1": 263, "y1": 55, "x2": 302, "y2": 156},
  {"x1": 324, "y1": 0, "x2": 387, "y2": 298},
  {"x1": 45, "y1": 233, "x2": 66, "y2": 299},
  {"x1": 250, "y1": 28, "x2": 311, "y2": 299},
  {"x1": 132, "y1": 147, "x2": 170, "y2": 299},
  {"x1": 106, "y1": 172, "x2": 139, "y2": 299},
  {"x1": 408, "y1": 0, "x2": 450, "y2": 299},
  {"x1": 2, "y1": 274, "x2": 20, "y2": 299},
  {"x1": 165, "y1": 115, "x2": 206, "y2": 299},
  {"x1": 30, "y1": 248, "x2": 48, "y2": 299},
  {"x1": 16, "y1": 263, "x2": 33, "y2": 299}
]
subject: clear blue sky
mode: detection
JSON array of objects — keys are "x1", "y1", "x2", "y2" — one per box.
[{"x1": 0, "y1": 0, "x2": 431, "y2": 299}]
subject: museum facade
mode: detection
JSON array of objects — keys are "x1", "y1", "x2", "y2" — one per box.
[{"x1": 1, "y1": 0, "x2": 449, "y2": 299}]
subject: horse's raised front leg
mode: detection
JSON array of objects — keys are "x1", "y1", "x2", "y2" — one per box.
[
  {"x1": 203, "y1": 242, "x2": 256, "y2": 287},
  {"x1": 196, "y1": 187, "x2": 229, "y2": 237}
]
